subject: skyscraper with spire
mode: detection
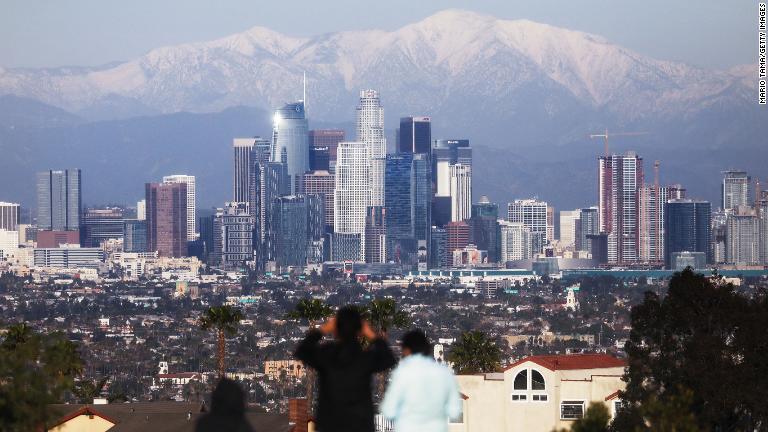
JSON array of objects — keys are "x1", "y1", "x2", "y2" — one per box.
[{"x1": 272, "y1": 101, "x2": 309, "y2": 194}]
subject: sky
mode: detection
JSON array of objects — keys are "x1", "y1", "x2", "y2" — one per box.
[{"x1": 1, "y1": 0, "x2": 756, "y2": 70}]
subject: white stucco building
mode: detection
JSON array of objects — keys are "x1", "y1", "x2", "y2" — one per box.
[{"x1": 451, "y1": 354, "x2": 626, "y2": 432}]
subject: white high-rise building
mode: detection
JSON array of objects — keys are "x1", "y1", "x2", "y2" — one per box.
[
  {"x1": 450, "y1": 164, "x2": 472, "y2": 222},
  {"x1": 599, "y1": 152, "x2": 643, "y2": 264},
  {"x1": 136, "y1": 199, "x2": 146, "y2": 221},
  {"x1": 162, "y1": 175, "x2": 196, "y2": 240},
  {"x1": 356, "y1": 90, "x2": 386, "y2": 206},
  {"x1": 559, "y1": 210, "x2": 581, "y2": 248},
  {"x1": 334, "y1": 142, "x2": 370, "y2": 259},
  {"x1": 508, "y1": 198, "x2": 549, "y2": 253},
  {"x1": 726, "y1": 207, "x2": 760, "y2": 265},
  {"x1": 0, "y1": 202, "x2": 20, "y2": 231},
  {"x1": 0, "y1": 229, "x2": 19, "y2": 259},
  {"x1": 233, "y1": 138, "x2": 254, "y2": 203},
  {"x1": 722, "y1": 170, "x2": 750, "y2": 211},
  {"x1": 499, "y1": 220, "x2": 531, "y2": 262}
]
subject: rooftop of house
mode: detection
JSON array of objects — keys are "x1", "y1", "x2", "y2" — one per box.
[
  {"x1": 49, "y1": 402, "x2": 291, "y2": 432},
  {"x1": 504, "y1": 354, "x2": 626, "y2": 372}
]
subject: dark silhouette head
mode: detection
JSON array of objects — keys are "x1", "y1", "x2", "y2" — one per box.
[
  {"x1": 196, "y1": 378, "x2": 253, "y2": 432},
  {"x1": 336, "y1": 306, "x2": 362, "y2": 344},
  {"x1": 401, "y1": 330, "x2": 431, "y2": 357},
  {"x1": 210, "y1": 378, "x2": 246, "y2": 416}
]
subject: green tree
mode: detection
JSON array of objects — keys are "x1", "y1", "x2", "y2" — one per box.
[
  {"x1": 199, "y1": 305, "x2": 244, "y2": 377},
  {"x1": 364, "y1": 298, "x2": 409, "y2": 334},
  {"x1": 286, "y1": 299, "x2": 334, "y2": 410},
  {"x1": 72, "y1": 377, "x2": 109, "y2": 403},
  {"x1": 0, "y1": 323, "x2": 83, "y2": 432},
  {"x1": 619, "y1": 268, "x2": 768, "y2": 430},
  {"x1": 448, "y1": 330, "x2": 502, "y2": 374}
]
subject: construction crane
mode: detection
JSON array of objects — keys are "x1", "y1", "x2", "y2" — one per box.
[{"x1": 589, "y1": 129, "x2": 648, "y2": 156}]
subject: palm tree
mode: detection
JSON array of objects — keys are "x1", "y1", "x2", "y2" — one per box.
[
  {"x1": 365, "y1": 298, "x2": 409, "y2": 334},
  {"x1": 448, "y1": 330, "x2": 502, "y2": 374},
  {"x1": 199, "y1": 305, "x2": 243, "y2": 378},
  {"x1": 287, "y1": 299, "x2": 334, "y2": 411},
  {"x1": 362, "y1": 298, "x2": 409, "y2": 399}
]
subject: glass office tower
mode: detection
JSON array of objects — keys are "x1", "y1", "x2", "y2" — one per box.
[{"x1": 272, "y1": 102, "x2": 309, "y2": 194}]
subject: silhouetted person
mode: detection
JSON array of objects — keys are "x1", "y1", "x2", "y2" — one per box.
[
  {"x1": 381, "y1": 330, "x2": 462, "y2": 432},
  {"x1": 294, "y1": 305, "x2": 396, "y2": 432},
  {"x1": 196, "y1": 378, "x2": 254, "y2": 432}
]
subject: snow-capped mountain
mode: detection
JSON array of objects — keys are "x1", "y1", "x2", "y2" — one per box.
[
  {"x1": 0, "y1": 9, "x2": 752, "y2": 124},
  {"x1": 0, "y1": 10, "x2": 764, "y2": 210}
]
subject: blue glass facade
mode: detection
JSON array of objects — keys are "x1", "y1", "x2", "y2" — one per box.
[
  {"x1": 664, "y1": 200, "x2": 711, "y2": 268},
  {"x1": 271, "y1": 102, "x2": 309, "y2": 193}
]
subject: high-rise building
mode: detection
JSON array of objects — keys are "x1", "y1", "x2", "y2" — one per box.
[
  {"x1": 334, "y1": 142, "x2": 370, "y2": 260},
  {"x1": 430, "y1": 226, "x2": 448, "y2": 269},
  {"x1": 162, "y1": 175, "x2": 196, "y2": 240},
  {"x1": 309, "y1": 129, "x2": 345, "y2": 172},
  {"x1": 664, "y1": 199, "x2": 711, "y2": 268},
  {"x1": 759, "y1": 191, "x2": 768, "y2": 264},
  {"x1": 145, "y1": 182, "x2": 188, "y2": 257},
  {"x1": 471, "y1": 197, "x2": 500, "y2": 263},
  {"x1": 711, "y1": 210, "x2": 728, "y2": 264},
  {"x1": 638, "y1": 184, "x2": 686, "y2": 263},
  {"x1": 576, "y1": 207, "x2": 599, "y2": 252},
  {"x1": 198, "y1": 215, "x2": 215, "y2": 263},
  {"x1": 598, "y1": 152, "x2": 643, "y2": 264},
  {"x1": 37, "y1": 169, "x2": 81, "y2": 231},
  {"x1": 446, "y1": 221, "x2": 470, "y2": 259},
  {"x1": 398, "y1": 116, "x2": 431, "y2": 154},
  {"x1": 559, "y1": 210, "x2": 581, "y2": 248},
  {"x1": 0, "y1": 202, "x2": 20, "y2": 231},
  {"x1": 123, "y1": 219, "x2": 147, "y2": 253},
  {"x1": 272, "y1": 102, "x2": 309, "y2": 193},
  {"x1": 80, "y1": 208, "x2": 124, "y2": 247},
  {"x1": 725, "y1": 207, "x2": 760, "y2": 265},
  {"x1": 450, "y1": 164, "x2": 472, "y2": 222},
  {"x1": 722, "y1": 170, "x2": 750, "y2": 211},
  {"x1": 365, "y1": 206, "x2": 387, "y2": 263},
  {"x1": 136, "y1": 200, "x2": 146, "y2": 221},
  {"x1": 213, "y1": 202, "x2": 255, "y2": 270},
  {"x1": 508, "y1": 199, "x2": 549, "y2": 254},
  {"x1": 233, "y1": 137, "x2": 270, "y2": 203},
  {"x1": 297, "y1": 170, "x2": 335, "y2": 232},
  {"x1": 356, "y1": 90, "x2": 385, "y2": 206},
  {"x1": 499, "y1": 221, "x2": 532, "y2": 262},
  {"x1": 433, "y1": 140, "x2": 471, "y2": 192},
  {"x1": 269, "y1": 195, "x2": 323, "y2": 267},
  {"x1": 383, "y1": 153, "x2": 431, "y2": 265},
  {"x1": 0, "y1": 229, "x2": 18, "y2": 259}
]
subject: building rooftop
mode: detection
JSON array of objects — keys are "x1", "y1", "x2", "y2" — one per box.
[{"x1": 504, "y1": 354, "x2": 626, "y2": 371}]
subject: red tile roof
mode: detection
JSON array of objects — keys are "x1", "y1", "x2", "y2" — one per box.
[{"x1": 504, "y1": 354, "x2": 626, "y2": 371}]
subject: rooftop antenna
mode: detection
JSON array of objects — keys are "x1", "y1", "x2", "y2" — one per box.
[{"x1": 302, "y1": 71, "x2": 306, "y2": 109}]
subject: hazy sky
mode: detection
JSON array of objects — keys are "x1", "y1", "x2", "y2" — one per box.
[{"x1": 1, "y1": 0, "x2": 756, "y2": 70}]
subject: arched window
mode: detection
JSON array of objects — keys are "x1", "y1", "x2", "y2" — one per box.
[
  {"x1": 531, "y1": 370, "x2": 546, "y2": 390},
  {"x1": 513, "y1": 370, "x2": 528, "y2": 390}
]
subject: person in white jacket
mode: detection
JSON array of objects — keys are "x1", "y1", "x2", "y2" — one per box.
[{"x1": 381, "y1": 330, "x2": 463, "y2": 432}]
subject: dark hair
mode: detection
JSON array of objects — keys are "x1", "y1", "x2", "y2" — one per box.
[
  {"x1": 401, "y1": 329, "x2": 431, "y2": 356},
  {"x1": 336, "y1": 306, "x2": 363, "y2": 343},
  {"x1": 210, "y1": 378, "x2": 246, "y2": 415}
]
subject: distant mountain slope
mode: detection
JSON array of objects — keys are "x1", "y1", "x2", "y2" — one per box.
[{"x1": 0, "y1": 10, "x2": 764, "y2": 210}]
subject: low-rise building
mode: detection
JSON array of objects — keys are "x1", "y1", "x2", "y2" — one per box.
[
  {"x1": 453, "y1": 354, "x2": 625, "y2": 432},
  {"x1": 264, "y1": 359, "x2": 305, "y2": 380}
]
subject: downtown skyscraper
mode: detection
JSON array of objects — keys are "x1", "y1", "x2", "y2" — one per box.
[
  {"x1": 664, "y1": 199, "x2": 711, "y2": 269},
  {"x1": 272, "y1": 101, "x2": 309, "y2": 194},
  {"x1": 356, "y1": 90, "x2": 386, "y2": 206},
  {"x1": 233, "y1": 137, "x2": 270, "y2": 203},
  {"x1": 398, "y1": 116, "x2": 431, "y2": 154},
  {"x1": 722, "y1": 170, "x2": 750, "y2": 211},
  {"x1": 36, "y1": 169, "x2": 81, "y2": 231},
  {"x1": 333, "y1": 141, "x2": 370, "y2": 261},
  {"x1": 162, "y1": 174, "x2": 196, "y2": 240},
  {"x1": 145, "y1": 182, "x2": 187, "y2": 257},
  {"x1": 599, "y1": 152, "x2": 644, "y2": 264}
]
